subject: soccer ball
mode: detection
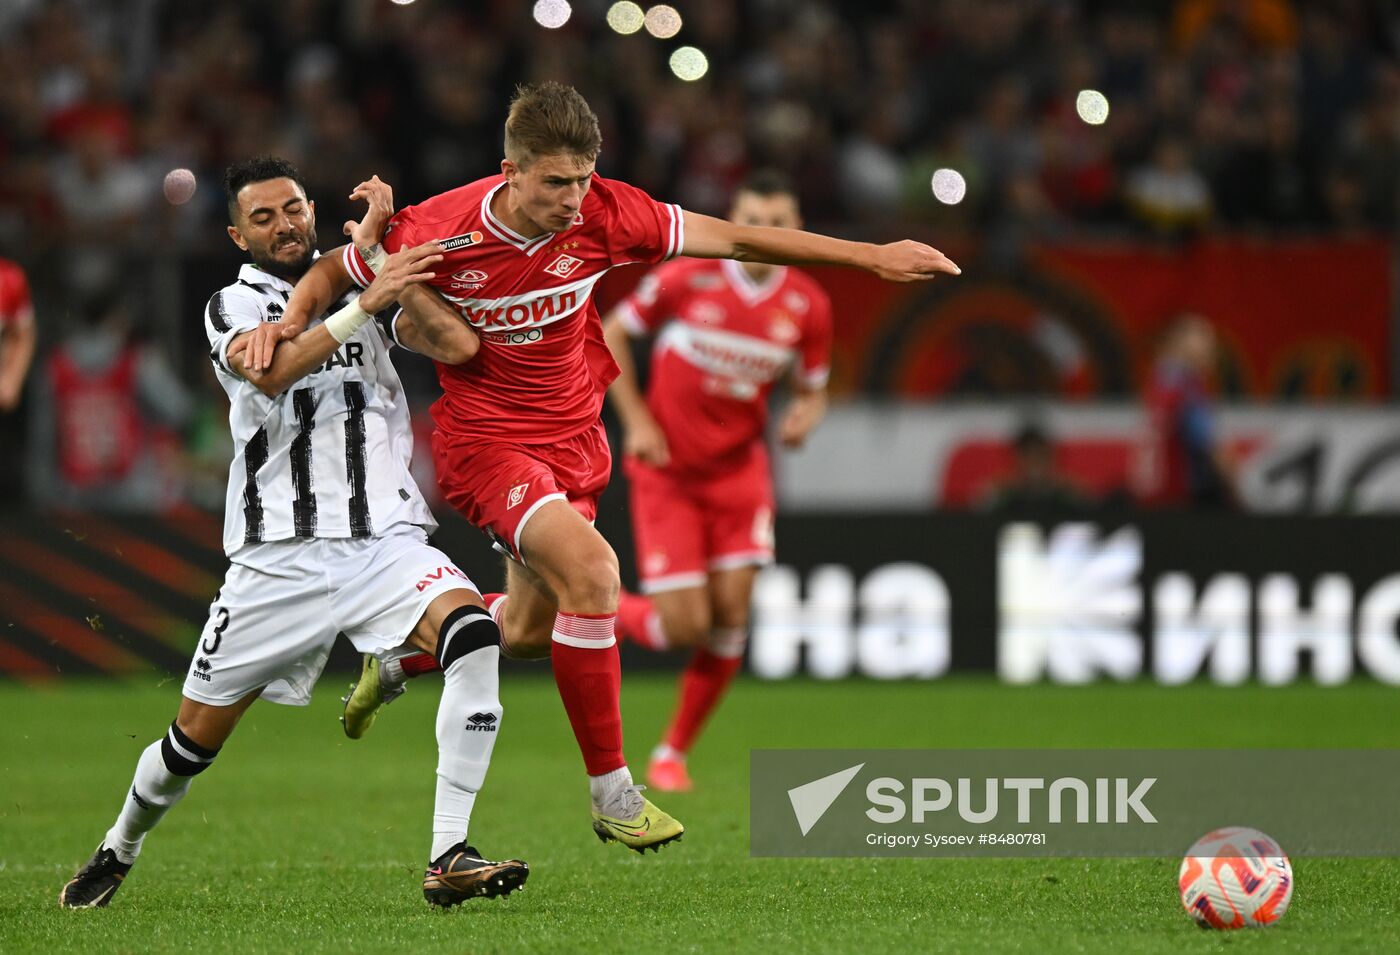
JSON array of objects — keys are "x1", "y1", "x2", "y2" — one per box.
[{"x1": 1178, "y1": 827, "x2": 1293, "y2": 929}]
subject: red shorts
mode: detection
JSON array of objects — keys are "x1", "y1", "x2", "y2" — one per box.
[
  {"x1": 432, "y1": 419, "x2": 612, "y2": 561},
  {"x1": 624, "y1": 448, "x2": 774, "y2": 594}
]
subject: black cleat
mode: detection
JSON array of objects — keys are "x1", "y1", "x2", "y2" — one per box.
[
  {"x1": 422, "y1": 844, "x2": 528, "y2": 908},
  {"x1": 59, "y1": 845, "x2": 132, "y2": 908}
]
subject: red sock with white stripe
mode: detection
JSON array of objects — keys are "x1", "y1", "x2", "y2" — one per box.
[
  {"x1": 663, "y1": 628, "x2": 746, "y2": 754},
  {"x1": 400, "y1": 653, "x2": 440, "y2": 676},
  {"x1": 551, "y1": 611, "x2": 626, "y2": 775},
  {"x1": 616, "y1": 589, "x2": 667, "y2": 651}
]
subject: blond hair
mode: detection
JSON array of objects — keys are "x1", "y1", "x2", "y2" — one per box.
[{"x1": 504, "y1": 81, "x2": 602, "y2": 168}]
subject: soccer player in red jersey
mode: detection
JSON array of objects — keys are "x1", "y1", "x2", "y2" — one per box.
[
  {"x1": 601, "y1": 171, "x2": 831, "y2": 792},
  {"x1": 0, "y1": 257, "x2": 36, "y2": 412},
  {"x1": 270, "y1": 82, "x2": 959, "y2": 851}
]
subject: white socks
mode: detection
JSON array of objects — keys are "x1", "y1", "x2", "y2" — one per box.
[
  {"x1": 103, "y1": 722, "x2": 219, "y2": 864},
  {"x1": 379, "y1": 655, "x2": 406, "y2": 686},
  {"x1": 589, "y1": 765, "x2": 638, "y2": 817},
  {"x1": 432, "y1": 609, "x2": 503, "y2": 861}
]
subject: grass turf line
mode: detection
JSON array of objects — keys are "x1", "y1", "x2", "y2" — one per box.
[{"x1": 1, "y1": 675, "x2": 1397, "y2": 953}]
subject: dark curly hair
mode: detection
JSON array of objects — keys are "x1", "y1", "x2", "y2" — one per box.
[{"x1": 223, "y1": 156, "x2": 307, "y2": 224}]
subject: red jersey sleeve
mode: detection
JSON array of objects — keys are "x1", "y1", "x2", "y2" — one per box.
[
  {"x1": 0, "y1": 260, "x2": 33, "y2": 327},
  {"x1": 342, "y1": 207, "x2": 418, "y2": 289},
  {"x1": 597, "y1": 177, "x2": 684, "y2": 268},
  {"x1": 797, "y1": 284, "x2": 833, "y2": 389},
  {"x1": 616, "y1": 261, "x2": 686, "y2": 337}
]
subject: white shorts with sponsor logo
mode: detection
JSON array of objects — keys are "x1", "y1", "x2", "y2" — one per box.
[{"x1": 182, "y1": 525, "x2": 478, "y2": 707}]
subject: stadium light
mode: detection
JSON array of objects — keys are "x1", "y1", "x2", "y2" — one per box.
[
  {"x1": 607, "y1": 1, "x2": 644, "y2": 34},
  {"x1": 669, "y1": 46, "x2": 708, "y2": 82},
  {"x1": 533, "y1": 0, "x2": 571, "y2": 29},
  {"x1": 388, "y1": 0, "x2": 416, "y2": 5},
  {"x1": 931, "y1": 168, "x2": 966, "y2": 205},
  {"x1": 1076, "y1": 89, "x2": 1110, "y2": 125},
  {"x1": 644, "y1": 4, "x2": 682, "y2": 39}
]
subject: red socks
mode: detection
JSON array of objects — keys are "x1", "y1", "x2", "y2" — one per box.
[
  {"x1": 401, "y1": 652, "x2": 440, "y2": 676},
  {"x1": 664, "y1": 648, "x2": 743, "y2": 754},
  {"x1": 550, "y1": 611, "x2": 625, "y2": 775},
  {"x1": 403, "y1": 599, "x2": 628, "y2": 776}
]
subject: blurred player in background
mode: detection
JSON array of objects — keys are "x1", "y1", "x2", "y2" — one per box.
[
  {"x1": 602, "y1": 171, "x2": 831, "y2": 792},
  {"x1": 0, "y1": 256, "x2": 35, "y2": 413},
  {"x1": 271, "y1": 81, "x2": 959, "y2": 852},
  {"x1": 1137, "y1": 312, "x2": 1237, "y2": 509},
  {"x1": 60, "y1": 158, "x2": 528, "y2": 910}
]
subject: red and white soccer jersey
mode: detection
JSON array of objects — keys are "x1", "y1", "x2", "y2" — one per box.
[
  {"x1": 617, "y1": 258, "x2": 832, "y2": 591},
  {"x1": 344, "y1": 174, "x2": 683, "y2": 555},
  {"x1": 617, "y1": 258, "x2": 832, "y2": 478},
  {"x1": 0, "y1": 258, "x2": 33, "y2": 331}
]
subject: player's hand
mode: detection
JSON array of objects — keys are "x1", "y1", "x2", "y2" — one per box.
[
  {"x1": 624, "y1": 414, "x2": 670, "y2": 467},
  {"x1": 233, "y1": 320, "x2": 305, "y2": 373},
  {"x1": 866, "y1": 240, "x2": 960, "y2": 282},
  {"x1": 344, "y1": 175, "x2": 395, "y2": 254},
  {"x1": 778, "y1": 391, "x2": 827, "y2": 448},
  {"x1": 778, "y1": 407, "x2": 814, "y2": 448},
  {"x1": 0, "y1": 377, "x2": 21, "y2": 412},
  {"x1": 360, "y1": 241, "x2": 445, "y2": 313}
]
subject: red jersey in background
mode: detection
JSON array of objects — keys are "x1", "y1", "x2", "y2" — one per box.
[{"x1": 617, "y1": 258, "x2": 832, "y2": 478}]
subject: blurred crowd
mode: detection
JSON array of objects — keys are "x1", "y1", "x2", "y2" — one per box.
[
  {"x1": 1, "y1": 0, "x2": 1397, "y2": 261},
  {"x1": 0, "y1": 0, "x2": 1396, "y2": 511}
]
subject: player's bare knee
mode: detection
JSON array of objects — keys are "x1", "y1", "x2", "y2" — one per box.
[
  {"x1": 174, "y1": 693, "x2": 254, "y2": 752},
  {"x1": 555, "y1": 551, "x2": 619, "y2": 613},
  {"x1": 664, "y1": 617, "x2": 711, "y2": 649},
  {"x1": 713, "y1": 603, "x2": 749, "y2": 632}
]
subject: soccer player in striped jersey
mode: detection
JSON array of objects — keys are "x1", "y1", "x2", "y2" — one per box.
[
  {"x1": 270, "y1": 82, "x2": 960, "y2": 854},
  {"x1": 601, "y1": 171, "x2": 833, "y2": 792},
  {"x1": 61, "y1": 157, "x2": 525, "y2": 910}
]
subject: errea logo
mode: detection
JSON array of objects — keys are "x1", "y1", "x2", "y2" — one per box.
[
  {"x1": 544, "y1": 254, "x2": 584, "y2": 278},
  {"x1": 466, "y1": 712, "x2": 498, "y2": 732}
]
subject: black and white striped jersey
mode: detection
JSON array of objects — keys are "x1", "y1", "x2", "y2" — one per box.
[{"x1": 204, "y1": 260, "x2": 436, "y2": 556}]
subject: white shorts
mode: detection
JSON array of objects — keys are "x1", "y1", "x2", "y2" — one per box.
[{"x1": 182, "y1": 526, "x2": 479, "y2": 707}]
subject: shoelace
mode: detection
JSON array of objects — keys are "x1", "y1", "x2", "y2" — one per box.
[{"x1": 603, "y1": 783, "x2": 647, "y2": 819}]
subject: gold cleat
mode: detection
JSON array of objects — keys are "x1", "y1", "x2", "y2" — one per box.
[
  {"x1": 340, "y1": 654, "x2": 405, "y2": 739},
  {"x1": 591, "y1": 792, "x2": 685, "y2": 853}
]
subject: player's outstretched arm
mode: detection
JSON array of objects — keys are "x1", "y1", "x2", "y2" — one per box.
[
  {"x1": 228, "y1": 243, "x2": 444, "y2": 396},
  {"x1": 602, "y1": 311, "x2": 669, "y2": 466},
  {"x1": 680, "y1": 211, "x2": 960, "y2": 282}
]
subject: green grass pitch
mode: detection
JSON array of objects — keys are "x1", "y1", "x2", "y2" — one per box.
[{"x1": 2, "y1": 674, "x2": 1397, "y2": 953}]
